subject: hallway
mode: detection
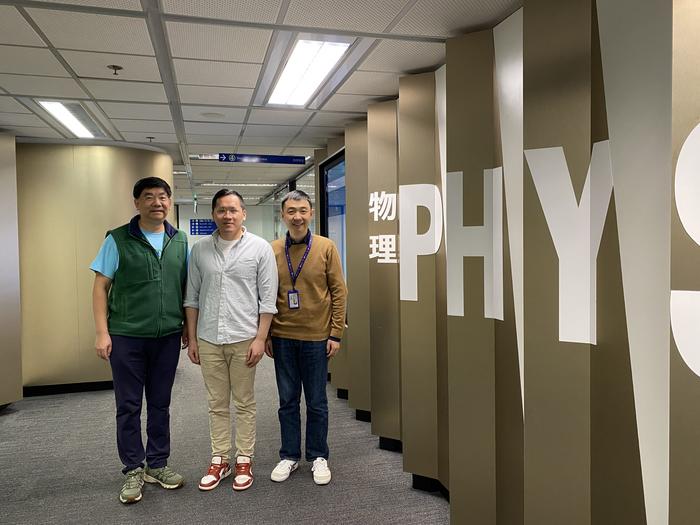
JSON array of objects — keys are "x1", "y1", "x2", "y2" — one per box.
[{"x1": 0, "y1": 353, "x2": 449, "y2": 525}]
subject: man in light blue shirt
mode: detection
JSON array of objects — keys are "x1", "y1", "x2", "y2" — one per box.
[{"x1": 184, "y1": 189, "x2": 277, "y2": 492}]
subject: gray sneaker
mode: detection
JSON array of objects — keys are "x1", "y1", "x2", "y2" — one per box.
[
  {"x1": 144, "y1": 465, "x2": 184, "y2": 489},
  {"x1": 119, "y1": 468, "x2": 144, "y2": 504}
]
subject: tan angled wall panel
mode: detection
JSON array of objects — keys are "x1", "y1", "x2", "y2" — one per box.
[
  {"x1": 671, "y1": 2, "x2": 700, "y2": 523},
  {"x1": 345, "y1": 121, "x2": 371, "y2": 412},
  {"x1": 398, "y1": 72, "x2": 440, "y2": 479},
  {"x1": 523, "y1": 0, "x2": 592, "y2": 523},
  {"x1": 445, "y1": 31, "x2": 497, "y2": 525},
  {"x1": 17, "y1": 144, "x2": 173, "y2": 386},
  {"x1": 367, "y1": 100, "x2": 401, "y2": 440},
  {"x1": 0, "y1": 134, "x2": 22, "y2": 405}
]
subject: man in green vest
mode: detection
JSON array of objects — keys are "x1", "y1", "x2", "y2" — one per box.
[{"x1": 90, "y1": 177, "x2": 188, "y2": 504}]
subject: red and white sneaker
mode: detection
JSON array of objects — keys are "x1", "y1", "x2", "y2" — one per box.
[
  {"x1": 232, "y1": 456, "x2": 253, "y2": 491},
  {"x1": 198, "y1": 456, "x2": 231, "y2": 491}
]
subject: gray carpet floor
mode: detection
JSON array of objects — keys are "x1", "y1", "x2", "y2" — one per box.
[{"x1": 0, "y1": 353, "x2": 449, "y2": 525}]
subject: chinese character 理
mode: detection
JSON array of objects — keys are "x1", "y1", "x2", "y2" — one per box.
[{"x1": 369, "y1": 234, "x2": 398, "y2": 264}]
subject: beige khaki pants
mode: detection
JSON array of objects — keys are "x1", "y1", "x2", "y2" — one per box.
[{"x1": 198, "y1": 338, "x2": 256, "y2": 460}]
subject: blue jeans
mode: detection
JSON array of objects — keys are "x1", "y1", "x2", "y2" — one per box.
[{"x1": 272, "y1": 337, "x2": 329, "y2": 462}]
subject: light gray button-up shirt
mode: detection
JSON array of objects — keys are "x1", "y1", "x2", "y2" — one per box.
[{"x1": 184, "y1": 228, "x2": 278, "y2": 345}]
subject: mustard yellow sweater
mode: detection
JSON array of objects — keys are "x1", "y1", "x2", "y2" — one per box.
[{"x1": 270, "y1": 234, "x2": 347, "y2": 341}]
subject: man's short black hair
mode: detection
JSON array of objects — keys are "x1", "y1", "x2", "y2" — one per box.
[
  {"x1": 281, "y1": 190, "x2": 313, "y2": 211},
  {"x1": 212, "y1": 189, "x2": 246, "y2": 212},
  {"x1": 133, "y1": 177, "x2": 172, "y2": 199}
]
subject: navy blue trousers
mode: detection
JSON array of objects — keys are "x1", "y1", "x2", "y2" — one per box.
[{"x1": 109, "y1": 332, "x2": 181, "y2": 473}]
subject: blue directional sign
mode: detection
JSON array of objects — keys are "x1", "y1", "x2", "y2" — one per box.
[
  {"x1": 189, "y1": 219, "x2": 217, "y2": 236},
  {"x1": 218, "y1": 153, "x2": 306, "y2": 165}
]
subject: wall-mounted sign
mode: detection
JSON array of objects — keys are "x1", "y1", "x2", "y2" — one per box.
[
  {"x1": 218, "y1": 153, "x2": 306, "y2": 165},
  {"x1": 189, "y1": 219, "x2": 217, "y2": 236}
]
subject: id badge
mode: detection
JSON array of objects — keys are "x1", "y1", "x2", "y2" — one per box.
[{"x1": 287, "y1": 290, "x2": 300, "y2": 309}]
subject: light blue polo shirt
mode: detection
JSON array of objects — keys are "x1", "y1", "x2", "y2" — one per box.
[{"x1": 90, "y1": 230, "x2": 165, "y2": 279}]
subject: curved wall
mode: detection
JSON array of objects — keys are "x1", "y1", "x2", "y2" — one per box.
[{"x1": 16, "y1": 143, "x2": 173, "y2": 387}]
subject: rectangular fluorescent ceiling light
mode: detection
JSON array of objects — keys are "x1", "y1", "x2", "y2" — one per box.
[
  {"x1": 269, "y1": 39, "x2": 351, "y2": 106},
  {"x1": 199, "y1": 183, "x2": 277, "y2": 187},
  {"x1": 38, "y1": 100, "x2": 94, "y2": 138}
]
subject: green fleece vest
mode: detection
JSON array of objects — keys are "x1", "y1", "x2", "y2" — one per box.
[{"x1": 107, "y1": 219, "x2": 188, "y2": 338}]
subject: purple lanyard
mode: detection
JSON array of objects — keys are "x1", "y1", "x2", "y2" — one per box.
[{"x1": 285, "y1": 235, "x2": 312, "y2": 290}]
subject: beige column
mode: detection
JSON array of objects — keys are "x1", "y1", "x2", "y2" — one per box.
[
  {"x1": 0, "y1": 133, "x2": 22, "y2": 405},
  {"x1": 367, "y1": 100, "x2": 401, "y2": 442},
  {"x1": 344, "y1": 121, "x2": 371, "y2": 413}
]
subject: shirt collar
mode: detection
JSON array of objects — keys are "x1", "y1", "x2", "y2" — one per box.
[{"x1": 286, "y1": 229, "x2": 311, "y2": 246}]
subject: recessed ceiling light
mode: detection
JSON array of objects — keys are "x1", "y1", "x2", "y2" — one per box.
[
  {"x1": 38, "y1": 100, "x2": 94, "y2": 138},
  {"x1": 269, "y1": 39, "x2": 351, "y2": 106}
]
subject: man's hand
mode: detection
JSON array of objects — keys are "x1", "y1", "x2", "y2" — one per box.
[
  {"x1": 188, "y1": 338, "x2": 200, "y2": 365},
  {"x1": 181, "y1": 325, "x2": 189, "y2": 349},
  {"x1": 326, "y1": 339, "x2": 341, "y2": 358},
  {"x1": 265, "y1": 338, "x2": 274, "y2": 359},
  {"x1": 95, "y1": 332, "x2": 112, "y2": 360},
  {"x1": 247, "y1": 338, "x2": 266, "y2": 367}
]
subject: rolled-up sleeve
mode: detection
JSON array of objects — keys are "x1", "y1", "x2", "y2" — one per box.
[
  {"x1": 184, "y1": 243, "x2": 202, "y2": 309},
  {"x1": 257, "y1": 243, "x2": 278, "y2": 314}
]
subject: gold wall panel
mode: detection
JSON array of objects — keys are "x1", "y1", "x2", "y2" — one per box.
[
  {"x1": 17, "y1": 144, "x2": 173, "y2": 386},
  {"x1": 367, "y1": 100, "x2": 401, "y2": 440},
  {"x1": 345, "y1": 121, "x2": 371, "y2": 412},
  {"x1": 0, "y1": 134, "x2": 22, "y2": 405}
]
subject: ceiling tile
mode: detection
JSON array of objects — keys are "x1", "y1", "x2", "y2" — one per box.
[
  {"x1": 122, "y1": 131, "x2": 177, "y2": 143},
  {"x1": 0, "y1": 46, "x2": 69, "y2": 77},
  {"x1": 308, "y1": 111, "x2": 362, "y2": 127},
  {"x1": 391, "y1": 0, "x2": 520, "y2": 37},
  {"x1": 2, "y1": 126, "x2": 63, "y2": 138},
  {"x1": 337, "y1": 71, "x2": 399, "y2": 95},
  {"x1": 167, "y1": 22, "x2": 272, "y2": 63},
  {"x1": 359, "y1": 40, "x2": 445, "y2": 73},
  {"x1": 284, "y1": 0, "x2": 406, "y2": 33},
  {"x1": 248, "y1": 108, "x2": 312, "y2": 126},
  {"x1": 282, "y1": 146, "x2": 315, "y2": 157},
  {"x1": 174, "y1": 59, "x2": 261, "y2": 88},
  {"x1": 60, "y1": 51, "x2": 161, "y2": 82},
  {"x1": 0, "y1": 6, "x2": 45, "y2": 47},
  {"x1": 289, "y1": 135, "x2": 327, "y2": 147},
  {"x1": 0, "y1": 112, "x2": 46, "y2": 127},
  {"x1": 239, "y1": 135, "x2": 291, "y2": 147},
  {"x1": 181, "y1": 105, "x2": 247, "y2": 123},
  {"x1": 303, "y1": 126, "x2": 344, "y2": 136},
  {"x1": 186, "y1": 134, "x2": 240, "y2": 145},
  {"x1": 321, "y1": 93, "x2": 383, "y2": 112},
  {"x1": 244, "y1": 124, "x2": 300, "y2": 138},
  {"x1": 112, "y1": 119, "x2": 175, "y2": 133},
  {"x1": 162, "y1": 0, "x2": 283, "y2": 23},
  {"x1": 152, "y1": 142, "x2": 183, "y2": 164},
  {"x1": 236, "y1": 146, "x2": 284, "y2": 155},
  {"x1": 178, "y1": 85, "x2": 253, "y2": 106},
  {"x1": 83, "y1": 79, "x2": 167, "y2": 102},
  {"x1": 27, "y1": 9, "x2": 154, "y2": 55},
  {"x1": 0, "y1": 96, "x2": 31, "y2": 114},
  {"x1": 185, "y1": 122, "x2": 243, "y2": 135},
  {"x1": 37, "y1": 0, "x2": 143, "y2": 10},
  {"x1": 0, "y1": 74, "x2": 87, "y2": 98},
  {"x1": 98, "y1": 101, "x2": 171, "y2": 119}
]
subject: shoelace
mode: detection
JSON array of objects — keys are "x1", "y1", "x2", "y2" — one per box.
[
  {"x1": 235, "y1": 462, "x2": 251, "y2": 476},
  {"x1": 123, "y1": 471, "x2": 142, "y2": 489},
  {"x1": 312, "y1": 460, "x2": 327, "y2": 472},
  {"x1": 153, "y1": 466, "x2": 177, "y2": 482}
]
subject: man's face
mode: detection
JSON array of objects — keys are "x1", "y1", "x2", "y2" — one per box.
[
  {"x1": 281, "y1": 198, "x2": 313, "y2": 237},
  {"x1": 212, "y1": 194, "x2": 246, "y2": 237},
  {"x1": 134, "y1": 186, "x2": 171, "y2": 222}
]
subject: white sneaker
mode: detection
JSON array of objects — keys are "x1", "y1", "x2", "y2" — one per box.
[
  {"x1": 271, "y1": 459, "x2": 298, "y2": 482},
  {"x1": 311, "y1": 458, "x2": 331, "y2": 485}
]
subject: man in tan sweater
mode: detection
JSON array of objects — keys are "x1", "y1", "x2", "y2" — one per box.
[{"x1": 265, "y1": 190, "x2": 347, "y2": 486}]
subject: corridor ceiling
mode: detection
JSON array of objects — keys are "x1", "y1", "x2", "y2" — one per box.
[{"x1": 0, "y1": 0, "x2": 519, "y2": 203}]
